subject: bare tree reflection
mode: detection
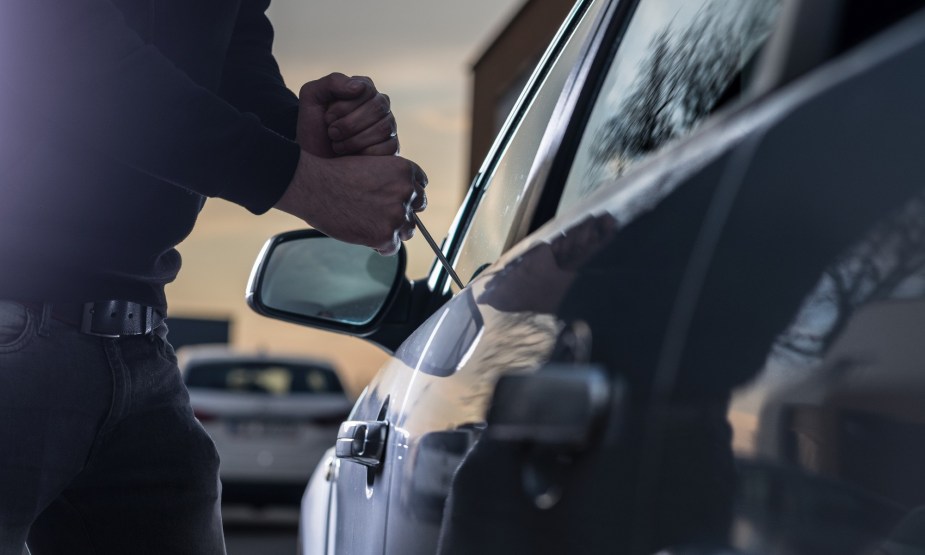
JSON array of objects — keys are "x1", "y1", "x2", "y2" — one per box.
[
  {"x1": 774, "y1": 194, "x2": 925, "y2": 364},
  {"x1": 588, "y1": 1, "x2": 777, "y2": 189}
]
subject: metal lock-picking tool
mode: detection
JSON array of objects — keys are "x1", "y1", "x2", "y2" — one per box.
[{"x1": 412, "y1": 213, "x2": 464, "y2": 289}]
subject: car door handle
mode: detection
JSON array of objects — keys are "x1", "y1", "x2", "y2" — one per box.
[
  {"x1": 486, "y1": 364, "x2": 619, "y2": 449},
  {"x1": 335, "y1": 420, "x2": 389, "y2": 468}
]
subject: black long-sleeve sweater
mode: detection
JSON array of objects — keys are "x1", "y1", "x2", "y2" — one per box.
[{"x1": 0, "y1": 0, "x2": 302, "y2": 310}]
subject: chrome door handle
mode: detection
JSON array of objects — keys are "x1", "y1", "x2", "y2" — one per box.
[{"x1": 335, "y1": 420, "x2": 389, "y2": 468}]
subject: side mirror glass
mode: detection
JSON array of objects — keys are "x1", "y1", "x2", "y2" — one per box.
[{"x1": 247, "y1": 230, "x2": 406, "y2": 334}]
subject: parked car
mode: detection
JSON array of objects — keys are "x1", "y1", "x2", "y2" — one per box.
[
  {"x1": 178, "y1": 346, "x2": 350, "y2": 506},
  {"x1": 248, "y1": 0, "x2": 925, "y2": 552}
]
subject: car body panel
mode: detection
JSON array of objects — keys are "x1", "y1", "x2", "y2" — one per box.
[
  {"x1": 301, "y1": 448, "x2": 335, "y2": 554},
  {"x1": 295, "y1": 1, "x2": 925, "y2": 553}
]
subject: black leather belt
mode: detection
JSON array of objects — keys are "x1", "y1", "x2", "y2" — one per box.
[{"x1": 32, "y1": 301, "x2": 165, "y2": 338}]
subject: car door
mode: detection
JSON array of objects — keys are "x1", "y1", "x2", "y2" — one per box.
[
  {"x1": 367, "y1": 0, "x2": 786, "y2": 553},
  {"x1": 434, "y1": 3, "x2": 925, "y2": 554}
]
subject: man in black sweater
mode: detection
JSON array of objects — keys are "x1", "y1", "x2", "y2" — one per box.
[{"x1": 0, "y1": 0, "x2": 426, "y2": 552}]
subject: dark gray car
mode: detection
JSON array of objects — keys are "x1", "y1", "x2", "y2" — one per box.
[{"x1": 249, "y1": 0, "x2": 925, "y2": 553}]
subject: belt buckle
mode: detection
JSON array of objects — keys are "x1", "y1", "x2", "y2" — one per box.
[
  {"x1": 80, "y1": 301, "x2": 151, "y2": 338},
  {"x1": 80, "y1": 302, "x2": 121, "y2": 338}
]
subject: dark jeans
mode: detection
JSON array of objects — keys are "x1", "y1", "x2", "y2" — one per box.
[{"x1": 0, "y1": 301, "x2": 225, "y2": 554}]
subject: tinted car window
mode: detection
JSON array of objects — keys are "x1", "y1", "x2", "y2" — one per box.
[
  {"x1": 185, "y1": 361, "x2": 344, "y2": 395},
  {"x1": 557, "y1": 0, "x2": 779, "y2": 215},
  {"x1": 450, "y1": 0, "x2": 604, "y2": 289}
]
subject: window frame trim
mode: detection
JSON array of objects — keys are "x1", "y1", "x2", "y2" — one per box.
[
  {"x1": 514, "y1": 0, "x2": 641, "y2": 239},
  {"x1": 424, "y1": 0, "x2": 622, "y2": 294}
]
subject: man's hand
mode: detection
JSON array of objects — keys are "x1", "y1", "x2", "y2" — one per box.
[
  {"x1": 297, "y1": 73, "x2": 398, "y2": 158},
  {"x1": 287, "y1": 73, "x2": 422, "y2": 255},
  {"x1": 275, "y1": 151, "x2": 427, "y2": 256}
]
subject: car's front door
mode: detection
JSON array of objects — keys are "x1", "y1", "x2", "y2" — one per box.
[
  {"x1": 433, "y1": 3, "x2": 925, "y2": 553},
  {"x1": 367, "y1": 0, "x2": 784, "y2": 553}
]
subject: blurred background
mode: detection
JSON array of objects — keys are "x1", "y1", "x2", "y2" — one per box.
[{"x1": 166, "y1": 0, "x2": 537, "y2": 396}]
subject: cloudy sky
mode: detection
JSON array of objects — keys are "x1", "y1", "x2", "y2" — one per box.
[{"x1": 166, "y1": 0, "x2": 524, "y2": 392}]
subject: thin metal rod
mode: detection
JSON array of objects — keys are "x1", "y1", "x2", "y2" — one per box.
[{"x1": 412, "y1": 213, "x2": 464, "y2": 289}]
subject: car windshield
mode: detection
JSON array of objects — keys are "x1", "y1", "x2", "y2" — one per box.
[{"x1": 185, "y1": 361, "x2": 343, "y2": 395}]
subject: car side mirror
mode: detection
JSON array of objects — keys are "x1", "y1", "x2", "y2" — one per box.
[{"x1": 247, "y1": 230, "x2": 407, "y2": 336}]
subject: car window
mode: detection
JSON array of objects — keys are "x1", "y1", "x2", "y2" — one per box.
[
  {"x1": 185, "y1": 361, "x2": 344, "y2": 395},
  {"x1": 557, "y1": 0, "x2": 780, "y2": 215},
  {"x1": 449, "y1": 0, "x2": 605, "y2": 290}
]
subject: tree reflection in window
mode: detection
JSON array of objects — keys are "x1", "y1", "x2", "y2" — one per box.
[{"x1": 581, "y1": 1, "x2": 777, "y2": 196}]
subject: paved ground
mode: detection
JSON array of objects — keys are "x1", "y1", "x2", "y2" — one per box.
[
  {"x1": 223, "y1": 505, "x2": 299, "y2": 555},
  {"x1": 225, "y1": 528, "x2": 297, "y2": 555},
  {"x1": 20, "y1": 505, "x2": 299, "y2": 555}
]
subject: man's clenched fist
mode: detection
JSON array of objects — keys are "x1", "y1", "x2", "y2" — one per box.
[
  {"x1": 297, "y1": 72, "x2": 399, "y2": 158},
  {"x1": 278, "y1": 72, "x2": 424, "y2": 255}
]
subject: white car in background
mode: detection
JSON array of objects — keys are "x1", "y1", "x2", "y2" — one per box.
[{"x1": 178, "y1": 347, "x2": 351, "y2": 506}]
